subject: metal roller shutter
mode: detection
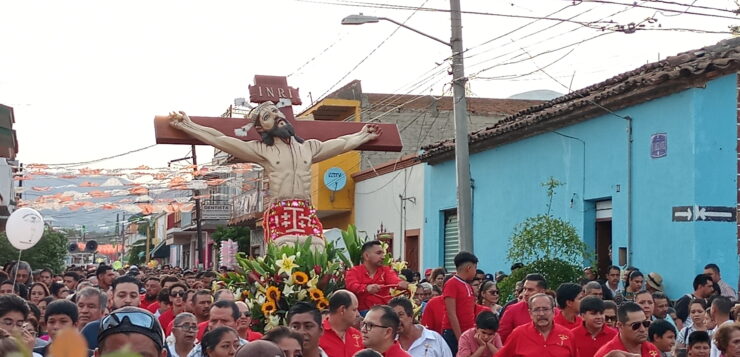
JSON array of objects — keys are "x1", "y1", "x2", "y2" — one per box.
[{"x1": 444, "y1": 212, "x2": 459, "y2": 272}]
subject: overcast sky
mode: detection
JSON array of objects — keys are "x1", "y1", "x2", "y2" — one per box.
[{"x1": 1, "y1": 0, "x2": 737, "y2": 170}]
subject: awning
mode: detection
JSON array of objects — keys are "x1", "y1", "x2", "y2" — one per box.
[{"x1": 151, "y1": 240, "x2": 170, "y2": 259}]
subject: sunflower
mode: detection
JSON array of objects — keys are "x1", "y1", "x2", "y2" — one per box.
[
  {"x1": 261, "y1": 300, "x2": 277, "y2": 316},
  {"x1": 266, "y1": 286, "x2": 281, "y2": 302},
  {"x1": 317, "y1": 298, "x2": 329, "y2": 310},
  {"x1": 309, "y1": 288, "x2": 325, "y2": 301},
  {"x1": 292, "y1": 271, "x2": 309, "y2": 285}
]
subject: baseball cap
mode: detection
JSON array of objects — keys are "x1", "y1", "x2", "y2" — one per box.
[{"x1": 98, "y1": 307, "x2": 165, "y2": 351}]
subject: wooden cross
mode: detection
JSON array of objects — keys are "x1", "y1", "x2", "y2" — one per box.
[{"x1": 153, "y1": 75, "x2": 402, "y2": 152}]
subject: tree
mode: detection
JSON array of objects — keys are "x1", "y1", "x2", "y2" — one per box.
[
  {"x1": 211, "y1": 226, "x2": 250, "y2": 251},
  {"x1": 0, "y1": 229, "x2": 69, "y2": 273},
  {"x1": 498, "y1": 177, "x2": 591, "y2": 301}
]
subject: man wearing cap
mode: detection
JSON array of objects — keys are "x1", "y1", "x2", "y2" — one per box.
[
  {"x1": 95, "y1": 306, "x2": 167, "y2": 357},
  {"x1": 645, "y1": 273, "x2": 664, "y2": 294}
]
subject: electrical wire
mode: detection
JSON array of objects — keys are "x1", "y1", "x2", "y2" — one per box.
[
  {"x1": 44, "y1": 144, "x2": 158, "y2": 168},
  {"x1": 287, "y1": 34, "x2": 345, "y2": 78},
  {"x1": 645, "y1": 0, "x2": 739, "y2": 14},
  {"x1": 316, "y1": 0, "x2": 431, "y2": 100},
  {"x1": 579, "y1": 0, "x2": 740, "y2": 20}
]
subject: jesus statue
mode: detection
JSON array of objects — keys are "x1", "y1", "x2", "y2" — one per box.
[{"x1": 168, "y1": 101, "x2": 382, "y2": 249}]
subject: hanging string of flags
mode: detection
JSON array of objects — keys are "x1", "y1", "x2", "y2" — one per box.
[{"x1": 14, "y1": 163, "x2": 262, "y2": 215}]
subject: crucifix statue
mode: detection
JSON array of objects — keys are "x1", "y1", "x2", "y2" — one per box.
[{"x1": 154, "y1": 75, "x2": 402, "y2": 250}]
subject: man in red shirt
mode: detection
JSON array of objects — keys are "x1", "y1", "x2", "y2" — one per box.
[
  {"x1": 361, "y1": 305, "x2": 410, "y2": 357},
  {"x1": 497, "y1": 293, "x2": 577, "y2": 357},
  {"x1": 498, "y1": 273, "x2": 548, "y2": 342},
  {"x1": 594, "y1": 302, "x2": 661, "y2": 357},
  {"x1": 441, "y1": 251, "x2": 479, "y2": 356},
  {"x1": 555, "y1": 283, "x2": 584, "y2": 330},
  {"x1": 319, "y1": 290, "x2": 364, "y2": 357},
  {"x1": 140, "y1": 277, "x2": 161, "y2": 310},
  {"x1": 420, "y1": 294, "x2": 445, "y2": 334},
  {"x1": 345, "y1": 241, "x2": 409, "y2": 313},
  {"x1": 158, "y1": 282, "x2": 187, "y2": 335},
  {"x1": 572, "y1": 296, "x2": 617, "y2": 357}
]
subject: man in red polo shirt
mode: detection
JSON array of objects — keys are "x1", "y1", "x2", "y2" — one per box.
[
  {"x1": 498, "y1": 273, "x2": 548, "y2": 342},
  {"x1": 441, "y1": 251, "x2": 479, "y2": 356},
  {"x1": 361, "y1": 305, "x2": 410, "y2": 357},
  {"x1": 594, "y1": 302, "x2": 661, "y2": 357},
  {"x1": 572, "y1": 296, "x2": 617, "y2": 357},
  {"x1": 555, "y1": 283, "x2": 584, "y2": 330},
  {"x1": 497, "y1": 293, "x2": 577, "y2": 357},
  {"x1": 345, "y1": 241, "x2": 408, "y2": 314},
  {"x1": 319, "y1": 290, "x2": 364, "y2": 357}
]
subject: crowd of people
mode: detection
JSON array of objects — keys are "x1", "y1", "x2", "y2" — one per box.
[{"x1": 0, "y1": 240, "x2": 739, "y2": 357}]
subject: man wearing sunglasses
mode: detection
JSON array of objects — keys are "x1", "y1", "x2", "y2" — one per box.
[
  {"x1": 594, "y1": 302, "x2": 661, "y2": 357},
  {"x1": 159, "y1": 283, "x2": 188, "y2": 336},
  {"x1": 95, "y1": 306, "x2": 166, "y2": 357}
]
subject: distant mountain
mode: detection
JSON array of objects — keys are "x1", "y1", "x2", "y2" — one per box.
[{"x1": 508, "y1": 89, "x2": 563, "y2": 101}]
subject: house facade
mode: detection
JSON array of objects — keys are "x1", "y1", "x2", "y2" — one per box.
[{"x1": 420, "y1": 38, "x2": 740, "y2": 298}]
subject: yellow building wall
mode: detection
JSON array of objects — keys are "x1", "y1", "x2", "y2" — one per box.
[{"x1": 304, "y1": 99, "x2": 362, "y2": 231}]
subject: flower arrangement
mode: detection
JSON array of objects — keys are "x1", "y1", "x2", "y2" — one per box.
[
  {"x1": 221, "y1": 237, "x2": 352, "y2": 332},
  {"x1": 219, "y1": 225, "x2": 417, "y2": 332}
]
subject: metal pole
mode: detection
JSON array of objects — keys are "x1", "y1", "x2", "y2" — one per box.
[
  {"x1": 145, "y1": 220, "x2": 151, "y2": 263},
  {"x1": 192, "y1": 144, "x2": 204, "y2": 270},
  {"x1": 450, "y1": 0, "x2": 473, "y2": 252}
]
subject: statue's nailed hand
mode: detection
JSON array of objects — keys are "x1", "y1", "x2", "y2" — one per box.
[
  {"x1": 362, "y1": 123, "x2": 382, "y2": 140},
  {"x1": 168, "y1": 111, "x2": 192, "y2": 128}
]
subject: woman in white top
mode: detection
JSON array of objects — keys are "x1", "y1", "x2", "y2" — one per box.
[{"x1": 169, "y1": 312, "x2": 198, "y2": 357}]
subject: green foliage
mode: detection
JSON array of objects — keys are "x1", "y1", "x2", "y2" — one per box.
[
  {"x1": 0, "y1": 229, "x2": 69, "y2": 273},
  {"x1": 341, "y1": 224, "x2": 364, "y2": 266},
  {"x1": 211, "y1": 225, "x2": 250, "y2": 251},
  {"x1": 500, "y1": 177, "x2": 590, "y2": 301},
  {"x1": 125, "y1": 240, "x2": 146, "y2": 266},
  {"x1": 507, "y1": 214, "x2": 589, "y2": 265},
  {"x1": 497, "y1": 259, "x2": 584, "y2": 302}
]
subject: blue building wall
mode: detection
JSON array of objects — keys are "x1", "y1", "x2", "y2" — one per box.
[{"x1": 423, "y1": 74, "x2": 738, "y2": 298}]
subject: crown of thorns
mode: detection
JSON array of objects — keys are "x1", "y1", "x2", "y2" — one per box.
[{"x1": 247, "y1": 101, "x2": 278, "y2": 133}]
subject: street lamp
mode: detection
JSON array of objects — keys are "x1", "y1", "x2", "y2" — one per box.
[{"x1": 341, "y1": 0, "x2": 474, "y2": 253}]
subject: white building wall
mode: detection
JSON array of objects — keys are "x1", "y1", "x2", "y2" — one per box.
[{"x1": 353, "y1": 163, "x2": 424, "y2": 268}]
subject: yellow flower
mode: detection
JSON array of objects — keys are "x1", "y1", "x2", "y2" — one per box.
[
  {"x1": 276, "y1": 253, "x2": 299, "y2": 276},
  {"x1": 266, "y1": 286, "x2": 281, "y2": 302},
  {"x1": 317, "y1": 298, "x2": 329, "y2": 310},
  {"x1": 309, "y1": 288, "x2": 325, "y2": 301},
  {"x1": 292, "y1": 271, "x2": 309, "y2": 285},
  {"x1": 391, "y1": 261, "x2": 407, "y2": 272},
  {"x1": 307, "y1": 275, "x2": 319, "y2": 289},
  {"x1": 261, "y1": 300, "x2": 277, "y2": 315}
]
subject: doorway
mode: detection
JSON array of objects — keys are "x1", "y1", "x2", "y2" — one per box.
[
  {"x1": 404, "y1": 229, "x2": 420, "y2": 272},
  {"x1": 595, "y1": 200, "x2": 613, "y2": 279}
]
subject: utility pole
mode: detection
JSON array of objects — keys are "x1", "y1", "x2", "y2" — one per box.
[
  {"x1": 192, "y1": 144, "x2": 204, "y2": 270},
  {"x1": 450, "y1": 0, "x2": 474, "y2": 252}
]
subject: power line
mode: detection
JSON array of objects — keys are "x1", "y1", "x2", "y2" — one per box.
[
  {"x1": 287, "y1": 34, "x2": 345, "y2": 78},
  {"x1": 646, "y1": 0, "x2": 739, "y2": 14},
  {"x1": 579, "y1": 0, "x2": 740, "y2": 20},
  {"x1": 43, "y1": 144, "x2": 158, "y2": 168},
  {"x1": 315, "y1": 0, "x2": 431, "y2": 100}
]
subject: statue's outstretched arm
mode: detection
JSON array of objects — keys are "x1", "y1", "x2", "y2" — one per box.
[
  {"x1": 169, "y1": 111, "x2": 262, "y2": 163},
  {"x1": 311, "y1": 124, "x2": 382, "y2": 162}
]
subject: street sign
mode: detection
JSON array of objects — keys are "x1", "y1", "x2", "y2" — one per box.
[
  {"x1": 672, "y1": 205, "x2": 736, "y2": 222},
  {"x1": 651, "y1": 133, "x2": 667, "y2": 158}
]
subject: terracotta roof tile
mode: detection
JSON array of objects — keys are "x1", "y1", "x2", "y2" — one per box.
[{"x1": 420, "y1": 37, "x2": 740, "y2": 162}]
